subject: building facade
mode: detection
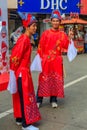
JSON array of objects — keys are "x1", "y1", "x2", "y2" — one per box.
[
  {"x1": 7, "y1": 0, "x2": 17, "y2": 9},
  {"x1": 7, "y1": 0, "x2": 87, "y2": 49}
]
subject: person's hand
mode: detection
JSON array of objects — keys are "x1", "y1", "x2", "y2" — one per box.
[{"x1": 68, "y1": 28, "x2": 74, "y2": 40}]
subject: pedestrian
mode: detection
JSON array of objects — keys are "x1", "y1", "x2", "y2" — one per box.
[
  {"x1": 30, "y1": 35, "x2": 35, "y2": 49},
  {"x1": 36, "y1": 10, "x2": 75, "y2": 108},
  {"x1": 33, "y1": 32, "x2": 39, "y2": 48},
  {"x1": 8, "y1": 12, "x2": 41, "y2": 130},
  {"x1": 84, "y1": 30, "x2": 87, "y2": 53}
]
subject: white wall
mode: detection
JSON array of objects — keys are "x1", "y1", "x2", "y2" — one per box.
[
  {"x1": 0, "y1": 0, "x2": 8, "y2": 21},
  {"x1": 7, "y1": 0, "x2": 17, "y2": 9}
]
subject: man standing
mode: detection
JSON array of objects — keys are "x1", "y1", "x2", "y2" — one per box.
[
  {"x1": 8, "y1": 12, "x2": 41, "y2": 130},
  {"x1": 36, "y1": 10, "x2": 74, "y2": 108}
]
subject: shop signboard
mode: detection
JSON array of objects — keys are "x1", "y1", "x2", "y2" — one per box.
[{"x1": 18, "y1": 0, "x2": 80, "y2": 14}]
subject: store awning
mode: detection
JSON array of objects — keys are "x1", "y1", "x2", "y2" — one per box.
[{"x1": 61, "y1": 18, "x2": 87, "y2": 25}]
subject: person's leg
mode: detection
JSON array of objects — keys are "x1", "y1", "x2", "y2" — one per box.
[
  {"x1": 50, "y1": 96, "x2": 57, "y2": 103},
  {"x1": 16, "y1": 118, "x2": 22, "y2": 125},
  {"x1": 50, "y1": 96, "x2": 58, "y2": 108},
  {"x1": 85, "y1": 43, "x2": 87, "y2": 53},
  {"x1": 17, "y1": 77, "x2": 30, "y2": 127},
  {"x1": 36, "y1": 96, "x2": 43, "y2": 104},
  {"x1": 18, "y1": 78, "x2": 39, "y2": 130},
  {"x1": 36, "y1": 90, "x2": 43, "y2": 108},
  {"x1": 35, "y1": 40, "x2": 38, "y2": 48},
  {"x1": 84, "y1": 43, "x2": 86, "y2": 53}
]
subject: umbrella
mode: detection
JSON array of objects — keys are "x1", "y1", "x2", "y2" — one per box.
[{"x1": 61, "y1": 18, "x2": 87, "y2": 25}]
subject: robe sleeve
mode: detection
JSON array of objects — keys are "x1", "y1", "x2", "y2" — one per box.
[
  {"x1": 10, "y1": 36, "x2": 27, "y2": 72},
  {"x1": 7, "y1": 36, "x2": 29, "y2": 94}
]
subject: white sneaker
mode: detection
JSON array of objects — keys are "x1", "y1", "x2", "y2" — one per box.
[
  {"x1": 16, "y1": 122, "x2": 22, "y2": 125},
  {"x1": 16, "y1": 118, "x2": 22, "y2": 125},
  {"x1": 22, "y1": 125, "x2": 39, "y2": 130},
  {"x1": 37, "y1": 103, "x2": 41, "y2": 108},
  {"x1": 51, "y1": 102, "x2": 58, "y2": 108}
]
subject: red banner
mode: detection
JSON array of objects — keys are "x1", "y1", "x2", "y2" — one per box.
[{"x1": 81, "y1": 0, "x2": 87, "y2": 14}]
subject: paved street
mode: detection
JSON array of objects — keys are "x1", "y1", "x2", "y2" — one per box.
[{"x1": 0, "y1": 52, "x2": 87, "y2": 130}]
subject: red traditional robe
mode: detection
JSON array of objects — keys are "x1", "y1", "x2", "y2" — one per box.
[
  {"x1": 10, "y1": 34, "x2": 41, "y2": 124},
  {"x1": 37, "y1": 29, "x2": 69, "y2": 98}
]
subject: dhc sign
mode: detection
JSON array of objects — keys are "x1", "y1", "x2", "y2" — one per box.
[
  {"x1": 41, "y1": 0, "x2": 67, "y2": 10},
  {"x1": 18, "y1": 0, "x2": 80, "y2": 14}
]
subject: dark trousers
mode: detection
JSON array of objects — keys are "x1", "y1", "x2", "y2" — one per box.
[
  {"x1": 36, "y1": 93, "x2": 57, "y2": 103},
  {"x1": 17, "y1": 77, "x2": 30, "y2": 127},
  {"x1": 84, "y1": 43, "x2": 87, "y2": 53}
]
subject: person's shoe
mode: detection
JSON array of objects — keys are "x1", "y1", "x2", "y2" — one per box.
[
  {"x1": 16, "y1": 118, "x2": 22, "y2": 125},
  {"x1": 16, "y1": 122, "x2": 22, "y2": 125},
  {"x1": 37, "y1": 103, "x2": 41, "y2": 108},
  {"x1": 22, "y1": 125, "x2": 39, "y2": 130},
  {"x1": 51, "y1": 102, "x2": 58, "y2": 108}
]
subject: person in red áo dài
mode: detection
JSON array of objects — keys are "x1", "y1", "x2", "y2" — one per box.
[
  {"x1": 8, "y1": 12, "x2": 41, "y2": 130},
  {"x1": 36, "y1": 10, "x2": 75, "y2": 108}
]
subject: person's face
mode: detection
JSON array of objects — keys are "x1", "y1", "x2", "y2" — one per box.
[
  {"x1": 28, "y1": 23, "x2": 37, "y2": 35},
  {"x1": 51, "y1": 18, "x2": 60, "y2": 30}
]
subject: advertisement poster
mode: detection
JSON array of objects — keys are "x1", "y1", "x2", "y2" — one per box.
[{"x1": 0, "y1": 0, "x2": 9, "y2": 74}]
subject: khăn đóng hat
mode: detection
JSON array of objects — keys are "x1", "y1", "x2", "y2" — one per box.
[
  {"x1": 50, "y1": 10, "x2": 62, "y2": 20},
  {"x1": 18, "y1": 12, "x2": 37, "y2": 28}
]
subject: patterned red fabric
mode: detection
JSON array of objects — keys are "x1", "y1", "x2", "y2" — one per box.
[
  {"x1": 38, "y1": 72, "x2": 64, "y2": 98},
  {"x1": 37, "y1": 29, "x2": 69, "y2": 98},
  {"x1": 10, "y1": 34, "x2": 41, "y2": 124}
]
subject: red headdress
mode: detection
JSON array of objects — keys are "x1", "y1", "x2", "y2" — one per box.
[{"x1": 18, "y1": 12, "x2": 37, "y2": 28}]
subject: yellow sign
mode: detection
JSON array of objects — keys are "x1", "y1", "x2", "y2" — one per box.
[
  {"x1": 18, "y1": 0, "x2": 24, "y2": 6},
  {"x1": 76, "y1": 2, "x2": 83, "y2": 8}
]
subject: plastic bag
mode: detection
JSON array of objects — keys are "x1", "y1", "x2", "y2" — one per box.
[
  {"x1": 7, "y1": 70, "x2": 17, "y2": 94},
  {"x1": 30, "y1": 54, "x2": 42, "y2": 72},
  {"x1": 67, "y1": 39, "x2": 77, "y2": 62}
]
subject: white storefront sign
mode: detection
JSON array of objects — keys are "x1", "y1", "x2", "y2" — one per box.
[{"x1": 40, "y1": 0, "x2": 67, "y2": 10}]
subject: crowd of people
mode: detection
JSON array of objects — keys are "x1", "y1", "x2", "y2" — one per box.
[{"x1": 7, "y1": 10, "x2": 77, "y2": 130}]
